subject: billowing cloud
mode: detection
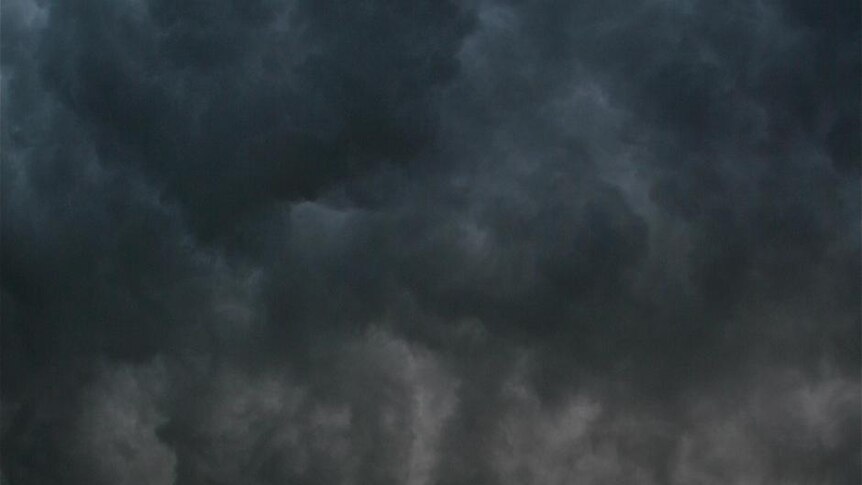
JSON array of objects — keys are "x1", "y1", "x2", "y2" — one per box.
[{"x1": 2, "y1": 0, "x2": 859, "y2": 483}]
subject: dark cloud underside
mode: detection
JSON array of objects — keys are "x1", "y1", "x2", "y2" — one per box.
[{"x1": 1, "y1": 0, "x2": 859, "y2": 484}]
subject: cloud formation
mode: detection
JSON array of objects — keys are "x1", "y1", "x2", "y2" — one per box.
[{"x1": 2, "y1": 0, "x2": 859, "y2": 483}]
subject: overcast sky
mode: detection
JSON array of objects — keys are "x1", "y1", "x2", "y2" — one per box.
[{"x1": 1, "y1": 0, "x2": 859, "y2": 484}]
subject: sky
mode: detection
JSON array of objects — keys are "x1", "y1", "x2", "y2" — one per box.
[{"x1": 1, "y1": 0, "x2": 859, "y2": 484}]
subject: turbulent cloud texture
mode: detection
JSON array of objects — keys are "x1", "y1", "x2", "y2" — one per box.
[{"x1": 2, "y1": 0, "x2": 859, "y2": 483}]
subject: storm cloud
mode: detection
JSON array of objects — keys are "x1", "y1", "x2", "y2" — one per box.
[{"x1": 1, "y1": 0, "x2": 859, "y2": 483}]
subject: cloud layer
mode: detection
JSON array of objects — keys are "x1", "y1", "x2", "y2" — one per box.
[{"x1": 2, "y1": 0, "x2": 859, "y2": 483}]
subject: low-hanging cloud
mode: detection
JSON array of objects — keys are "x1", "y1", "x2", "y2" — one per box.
[{"x1": 2, "y1": 0, "x2": 859, "y2": 483}]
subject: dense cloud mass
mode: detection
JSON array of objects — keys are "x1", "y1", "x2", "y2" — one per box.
[{"x1": 1, "y1": 0, "x2": 859, "y2": 483}]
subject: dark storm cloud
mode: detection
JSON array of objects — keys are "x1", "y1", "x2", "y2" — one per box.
[
  {"x1": 33, "y1": 0, "x2": 473, "y2": 241},
  {"x1": 2, "y1": 0, "x2": 859, "y2": 483}
]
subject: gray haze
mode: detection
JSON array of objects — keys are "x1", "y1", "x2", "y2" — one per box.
[{"x1": 1, "y1": 0, "x2": 859, "y2": 483}]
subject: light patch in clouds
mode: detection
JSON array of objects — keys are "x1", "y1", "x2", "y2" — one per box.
[{"x1": 76, "y1": 361, "x2": 176, "y2": 485}]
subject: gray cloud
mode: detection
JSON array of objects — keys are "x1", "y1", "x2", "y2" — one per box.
[{"x1": 2, "y1": 0, "x2": 859, "y2": 483}]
